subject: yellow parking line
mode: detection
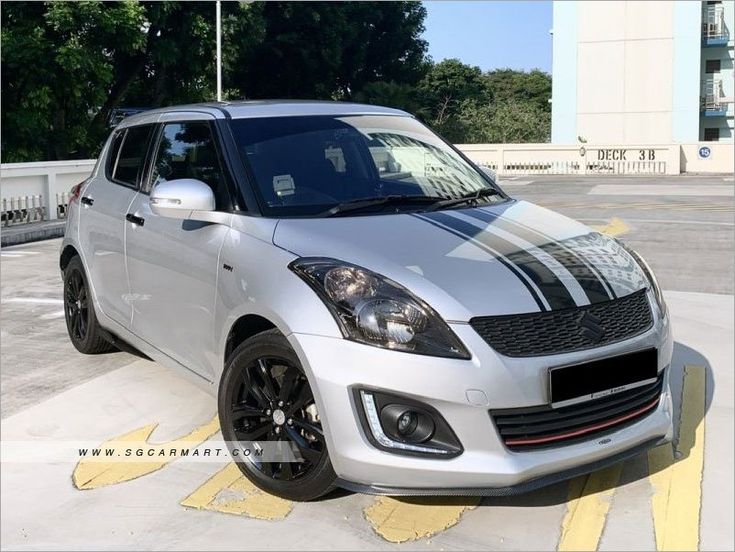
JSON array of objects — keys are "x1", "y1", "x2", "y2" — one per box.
[
  {"x1": 558, "y1": 463, "x2": 623, "y2": 551},
  {"x1": 181, "y1": 462, "x2": 293, "y2": 520},
  {"x1": 181, "y1": 461, "x2": 243, "y2": 507},
  {"x1": 364, "y1": 496, "x2": 479, "y2": 543},
  {"x1": 72, "y1": 415, "x2": 220, "y2": 490},
  {"x1": 648, "y1": 365, "x2": 706, "y2": 551},
  {"x1": 590, "y1": 217, "x2": 629, "y2": 237}
]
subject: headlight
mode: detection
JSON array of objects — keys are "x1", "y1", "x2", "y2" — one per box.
[
  {"x1": 618, "y1": 241, "x2": 667, "y2": 317},
  {"x1": 289, "y1": 258, "x2": 470, "y2": 359}
]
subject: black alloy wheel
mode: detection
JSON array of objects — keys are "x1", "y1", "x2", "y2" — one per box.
[
  {"x1": 219, "y1": 329, "x2": 336, "y2": 500},
  {"x1": 65, "y1": 269, "x2": 88, "y2": 342},
  {"x1": 63, "y1": 256, "x2": 114, "y2": 354},
  {"x1": 231, "y1": 355, "x2": 326, "y2": 481}
]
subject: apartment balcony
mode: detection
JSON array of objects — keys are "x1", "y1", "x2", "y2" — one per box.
[
  {"x1": 701, "y1": 78, "x2": 733, "y2": 116},
  {"x1": 702, "y1": 4, "x2": 730, "y2": 47}
]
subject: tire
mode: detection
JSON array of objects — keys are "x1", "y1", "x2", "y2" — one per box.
[
  {"x1": 63, "y1": 256, "x2": 115, "y2": 354},
  {"x1": 219, "y1": 328, "x2": 337, "y2": 501}
]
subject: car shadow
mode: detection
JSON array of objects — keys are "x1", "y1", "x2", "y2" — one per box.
[{"x1": 357, "y1": 341, "x2": 713, "y2": 509}]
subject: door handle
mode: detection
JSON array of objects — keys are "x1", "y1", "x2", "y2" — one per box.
[
  {"x1": 81, "y1": 196, "x2": 94, "y2": 206},
  {"x1": 125, "y1": 213, "x2": 145, "y2": 226}
]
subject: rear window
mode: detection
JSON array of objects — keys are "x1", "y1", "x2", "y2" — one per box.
[
  {"x1": 110, "y1": 125, "x2": 153, "y2": 187},
  {"x1": 105, "y1": 131, "x2": 125, "y2": 179}
]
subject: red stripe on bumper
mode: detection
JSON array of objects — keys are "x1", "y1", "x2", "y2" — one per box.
[{"x1": 504, "y1": 396, "x2": 661, "y2": 447}]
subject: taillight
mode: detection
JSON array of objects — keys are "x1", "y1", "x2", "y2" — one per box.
[{"x1": 69, "y1": 181, "x2": 85, "y2": 204}]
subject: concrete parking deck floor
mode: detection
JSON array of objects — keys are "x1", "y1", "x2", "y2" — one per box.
[{"x1": 1, "y1": 175, "x2": 733, "y2": 550}]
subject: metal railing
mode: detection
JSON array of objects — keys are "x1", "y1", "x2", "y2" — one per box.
[
  {"x1": 585, "y1": 160, "x2": 667, "y2": 175},
  {"x1": 702, "y1": 4, "x2": 729, "y2": 42},
  {"x1": 1, "y1": 196, "x2": 45, "y2": 226},
  {"x1": 0, "y1": 194, "x2": 72, "y2": 227},
  {"x1": 460, "y1": 144, "x2": 679, "y2": 176},
  {"x1": 56, "y1": 192, "x2": 71, "y2": 219},
  {"x1": 1, "y1": 159, "x2": 96, "y2": 223},
  {"x1": 701, "y1": 77, "x2": 727, "y2": 112}
]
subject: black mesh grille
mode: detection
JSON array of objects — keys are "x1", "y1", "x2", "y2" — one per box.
[
  {"x1": 491, "y1": 373, "x2": 664, "y2": 451},
  {"x1": 469, "y1": 289, "x2": 653, "y2": 357}
]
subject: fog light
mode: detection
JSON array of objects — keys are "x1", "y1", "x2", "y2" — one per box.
[
  {"x1": 358, "y1": 391, "x2": 449, "y2": 455},
  {"x1": 397, "y1": 411, "x2": 418, "y2": 436},
  {"x1": 381, "y1": 404, "x2": 435, "y2": 443}
]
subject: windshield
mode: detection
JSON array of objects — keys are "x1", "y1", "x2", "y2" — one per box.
[{"x1": 229, "y1": 115, "x2": 502, "y2": 217}]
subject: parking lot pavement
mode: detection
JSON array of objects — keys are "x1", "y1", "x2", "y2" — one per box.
[
  {"x1": 501, "y1": 174, "x2": 734, "y2": 295},
  {"x1": 1, "y1": 176, "x2": 733, "y2": 550},
  {"x1": 0, "y1": 239, "x2": 137, "y2": 418}
]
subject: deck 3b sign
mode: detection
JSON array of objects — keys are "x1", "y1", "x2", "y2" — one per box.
[{"x1": 597, "y1": 148, "x2": 657, "y2": 161}]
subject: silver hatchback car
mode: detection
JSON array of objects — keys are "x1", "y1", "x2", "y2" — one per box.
[{"x1": 61, "y1": 101, "x2": 673, "y2": 501}]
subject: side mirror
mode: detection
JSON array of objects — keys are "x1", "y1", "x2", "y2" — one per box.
[{"x1": 150, "y1": 179, "x2": 215, "y2": 220}]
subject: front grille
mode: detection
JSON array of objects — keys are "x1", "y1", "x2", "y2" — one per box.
[
  {"x1": 470, "y1": 289, "x2": 653, "y2": 357},
  {"x1": 491, "y1": 373, "x2": 664, "y2": 451}
]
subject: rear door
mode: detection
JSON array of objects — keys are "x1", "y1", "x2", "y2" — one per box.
[
  {"x1": 78, "y1": 124, "x2": 154, "y2": 326},
  {"x1": 125, "y1": 117, "x2": 233, "y2": 379}
]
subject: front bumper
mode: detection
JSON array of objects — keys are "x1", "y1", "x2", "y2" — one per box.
[{"x1": 287, "y1": 300, "x2": 674, "y2": 492}]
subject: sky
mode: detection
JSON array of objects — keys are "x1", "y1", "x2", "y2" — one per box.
[{"x1": 422, "y1": 1, "x2": 553, "y2": 73}]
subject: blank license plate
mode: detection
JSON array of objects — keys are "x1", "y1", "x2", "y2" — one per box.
[{"x1": 549, "y1": 348, "x2": 658, "y2": 408}]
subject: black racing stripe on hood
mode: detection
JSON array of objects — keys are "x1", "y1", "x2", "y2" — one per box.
[
  {"x1": 418, "y1": 212, "x2": 579, "y2": 311},
  {"x1": 412, "y1": 213, "x2": 548, "y2": 312},
  {"x1": 464, "y1": 208, "x2": 616, "y2": 303}
]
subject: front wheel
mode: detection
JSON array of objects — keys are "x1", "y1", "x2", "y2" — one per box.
[{"x1": 218, "y1": 329, "x2": 337, "y2": 501}]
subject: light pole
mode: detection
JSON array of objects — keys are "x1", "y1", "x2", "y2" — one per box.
[{"x1": 216, "y1": 0, "x2": 222, "y2": 102}]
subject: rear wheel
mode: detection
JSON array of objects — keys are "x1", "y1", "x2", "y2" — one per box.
[
  {"x1": 63, "y1": 256, "x2": 114, "y2": 354},
  {"x1": 218, "y1": 329, "x2": 336, "y2": 501}
]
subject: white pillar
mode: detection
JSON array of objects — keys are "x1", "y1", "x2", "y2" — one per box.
[{"x1": 45, "y1": 171, "x2": 57, "y2": 220}]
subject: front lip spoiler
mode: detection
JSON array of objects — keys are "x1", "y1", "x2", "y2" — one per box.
[{"x1": 335, "y1": 435, "x2": 667, "y2": 497}]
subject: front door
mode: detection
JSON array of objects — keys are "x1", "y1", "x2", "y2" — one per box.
[
  {"x1": 79, "y1": 125, "x2": 153, "y2": 326},
  {"x1": 125, "y1": 120, "x2": 232, "y2": 380}
]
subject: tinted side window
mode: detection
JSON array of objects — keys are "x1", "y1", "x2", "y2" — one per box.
[
  {"x1": 105, "y1": 131, "x2": 125, "y2": 179},
  {"x1": 113, "y1": 125, "x2": 153, "y2": 187},
  {"x1": 149, "y1": 122, "x2": 229, "y2": 208}
]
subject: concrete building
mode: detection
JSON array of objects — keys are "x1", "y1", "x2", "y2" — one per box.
[{"x1": 551, "y1": 0, "x2": 735, "y2": 144}]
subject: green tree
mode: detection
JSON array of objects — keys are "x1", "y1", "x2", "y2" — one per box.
[
  {"x1": 228, "y1": 1, "x2": 428, "y2": 100},
  {"x1": 1, "y1": 2, "x2": 552, "y2": 161},
  {"x1": 352, "y1": 81, "x2": 421, "y2": 114},
  {"x1": 1, "y1": 1, "x2": 264, "y2": 161},
  {"x1": 416, "y1": 58, "x2": 488, "y2": 138},
  {"x1": 484, "y1": 68, "x2": 551, "y2": 113},
  {"x1": 1, "y1": 1, "x2": 145, "y2": 160},
  {"x1": 90, "y1": 2, "x2": 262, "y2": 152},
  {"x1": 458, "y1": 99, "x2": 550, "y2": 143},
  {"x1": 408, "y1": 59, "x2": 552, "y2": 144},
  {"x1": 1, "y1": 1, "x2": 428, "y2": 161}
]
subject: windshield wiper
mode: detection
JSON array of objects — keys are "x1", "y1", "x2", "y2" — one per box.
[
  {"x1": 426, "y1": 188, "x2": 501, "y2": 211},
  {"x1": 320, "y1": 195, "x2": 444, "y2": 217}
]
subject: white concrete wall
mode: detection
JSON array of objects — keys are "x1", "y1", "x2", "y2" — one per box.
[
  {"x1": 0, "y1": 160, "x2": 96, "y2": 220},
  {"x1": 459, "y1": 143, "x2": 732, "y2": 175},
  {"x1": 458, "y1": 143, "x2": 681, "y2": 175},
  {"x1": 680, "y1": 142, "x2": 735, "y2": 173},
  {"x1": 551, "y1": 0, "x2": 726, "y2": 145},
  {"x1": 551, "y1": 1, "x2": 579, "y2": 143},
  {"x1": 574, "y1": 1, "x2": 678, "y2": 144}
]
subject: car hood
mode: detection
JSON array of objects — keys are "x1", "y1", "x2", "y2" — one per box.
[{"x1": 273, "y1": 200, "x2": 649, "y2": 321}]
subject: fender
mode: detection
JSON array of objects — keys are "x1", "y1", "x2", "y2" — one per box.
[{"x1": 213, "y1": 220, "x2": 342, "y2": 386}]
